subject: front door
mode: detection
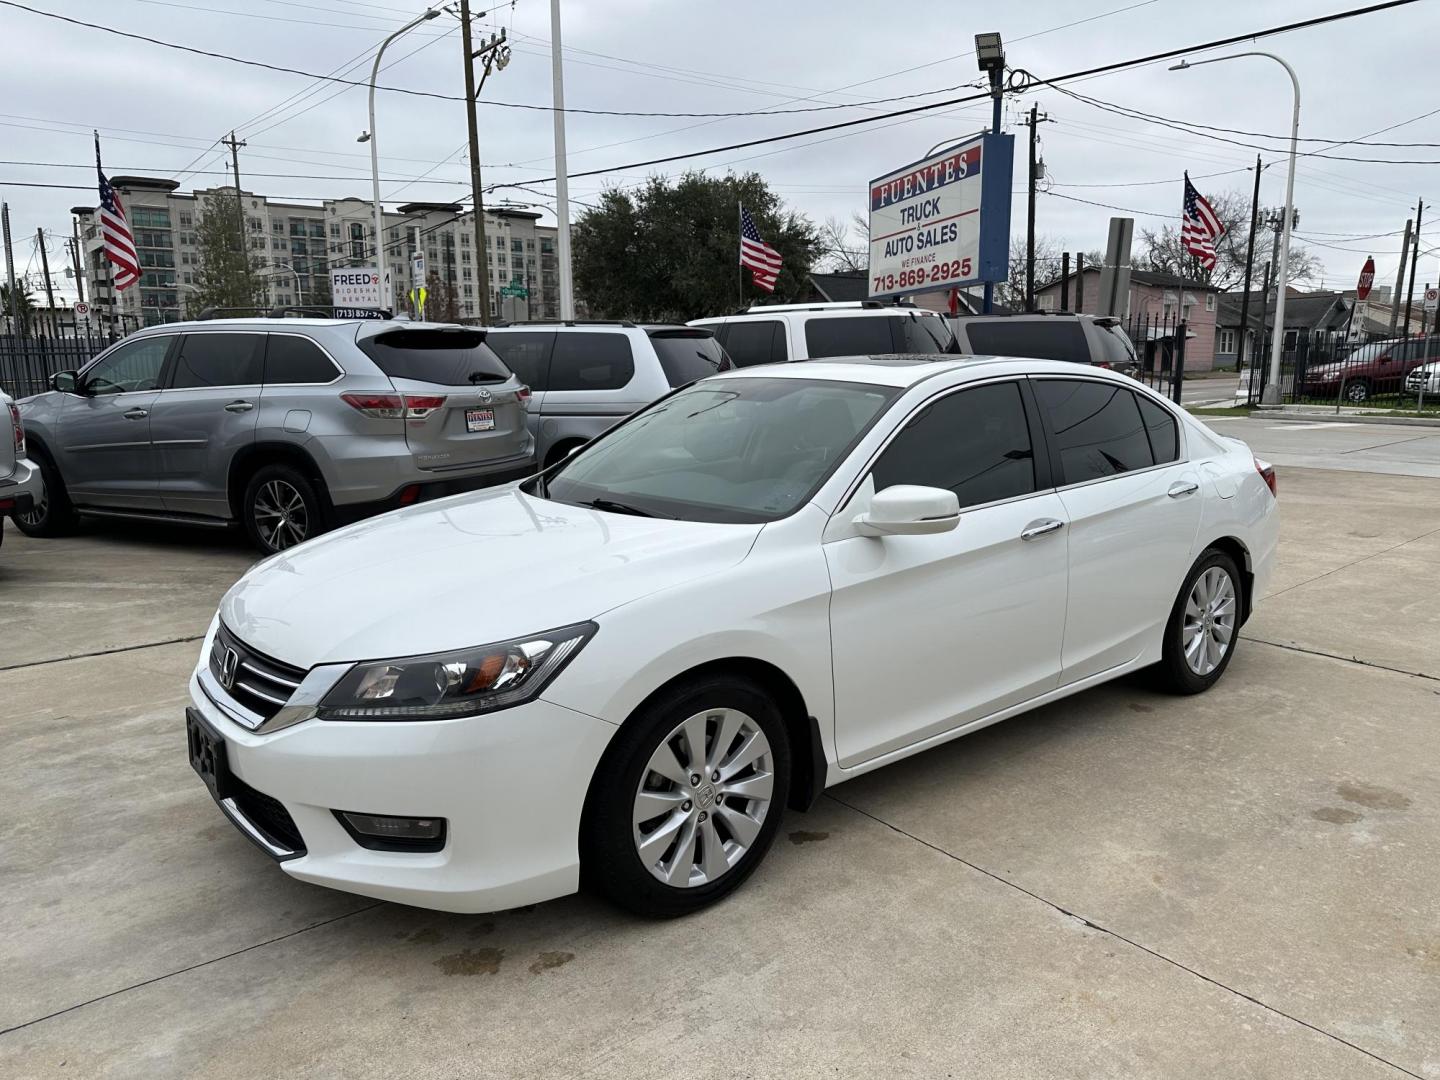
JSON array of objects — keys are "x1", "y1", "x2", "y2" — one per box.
[
  {"x1": 59, "y1": 335, "x2": 175, "y2": 509},
  {"x1": 150, "y1": 331, "x2": 264, "y2": 518},
  {"x1": 485, "y1": 330, "x2": 553, "y2": 456},
  {"x1": 827, "y1": 379, "x2": 1069, "y2": 767},
  {"x1": 1031, "y1": 378, "x2": 1204, "y2": 684}
]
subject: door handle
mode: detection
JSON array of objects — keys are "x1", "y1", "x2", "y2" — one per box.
[
  {"x1": 1020, "y1": 518, "x2": 1064, "y2": 541},
  {"x1": 224, "y1": 401, "x2": 255, "y2": 413},
  {"x1": 123, "y1": 408, "x2": 148, "y2": 420},
  {"x1": 1168, "y1": 480, "x2": 1200, "y2": 498}
]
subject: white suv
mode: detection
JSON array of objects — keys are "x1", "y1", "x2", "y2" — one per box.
[{"x1": 689, "y1": 301, "x2": 954, "y2": 366}]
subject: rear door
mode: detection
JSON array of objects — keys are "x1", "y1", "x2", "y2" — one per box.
[
  {"x1": 1032, "y1": 377, "x2": 1203, "y2": 685},
  {"x1": 485, "y1": 330, "x2": 554, "y2": 439},
  {"x1": 356, "y1": 327, "x2": 529, "y2": 473},
  {"x1": 150, "y1": 331, "x2": 263, "y2": 517}
]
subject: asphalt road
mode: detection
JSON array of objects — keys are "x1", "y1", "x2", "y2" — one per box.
[{"x1": 2, "y1": 425, "x2": 1437, "y2": 1079}]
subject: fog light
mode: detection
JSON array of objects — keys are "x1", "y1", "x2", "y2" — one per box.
[
  {"x1": 335, "y1": 811, "x2": 446, "y2": 851},
  {"x1": 398, "y1": 484, "x2": 421, "y2": 506}
]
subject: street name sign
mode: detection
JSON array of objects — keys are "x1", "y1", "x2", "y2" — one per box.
[{"x1": 868, "y1": 131, "x2": 1013, "y2": 299}]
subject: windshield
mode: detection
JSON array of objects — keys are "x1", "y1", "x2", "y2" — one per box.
[
  {"x1": 542, "y1": 377, "x2": 898, "y2": 523},
  {"x1": 357, "y1": 328, "x2": 511, "y2": 385},
  {"x1": 648, "y1": 330, "x2": 730, "y2": 386},
  {"x1": 1340, "y1": 342, "x2": 1392, "y2": 365}
]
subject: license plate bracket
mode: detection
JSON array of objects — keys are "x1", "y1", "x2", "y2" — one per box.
[
  {"x1": 186, "y1": 707, "x2": 231, "y2": 801},
  {"x1": 465, "y1": 407, "x2": 496, "y2": 433}
]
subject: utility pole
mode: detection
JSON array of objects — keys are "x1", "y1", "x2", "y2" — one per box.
[
  {"x1": 2, "y1": 202, "x2": 20, "y2": 337},
  {"x1": 459, "y1": 0, "x2": 508, "y2": 324},
  {"x1": 1023, "y1": 105, "x2": 1051, "y2": 312},
  {"x1": 221, "y1": 130, "x2": 251, "y2": 300},
  {"x1": 1075, "y1": 252, "x2": 1084, "y2": 313},
  {"x1": 37, "y1": 229, "x2": 56, "y2": 335},
  {"x1": 1403, "y1": 199, "x2": 1423, "y2": 337},
  {"x1": 1236, "y1": 156, "x2": 1263, "y2": 371},
  {"x1": 70, "y1": 217, "x2": 85, "y2": 303},
  {"x1": 1389, "y1": 218, "x2": 1412, "y2": 336},
  {"x1": 1060, "y1": 251, "x2": 1070, "y2": 310}
]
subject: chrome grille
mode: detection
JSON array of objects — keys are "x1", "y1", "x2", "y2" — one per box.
[{"x1": 209, "y1": 624, "x2": 305, "y2": 722}]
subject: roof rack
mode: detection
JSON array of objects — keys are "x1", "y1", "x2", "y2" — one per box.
[
  {"x1": 489, "y1": 318, "x2": 637, "y2": 328},
  {"x1": 731, "y1": 299, "x2": 921, "y2": 315},
  {"x1": 196, "y1": 305, "x2": 393, "y2": 321}
]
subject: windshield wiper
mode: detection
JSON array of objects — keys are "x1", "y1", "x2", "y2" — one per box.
[{"x1": 581, "y1": 498, "x2": 672, "y2": 519}]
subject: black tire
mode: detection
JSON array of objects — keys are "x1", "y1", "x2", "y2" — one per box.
[
  {"x1": 13, "y1": 449, "x2": 77, "y2": 538},
  {"x1": 241, "y1": 463, "x2": 326, "y2": 554},
  {"x1": 1153, "y1": 548, "x2": 1243, "y2": 695},
  {"x1": 581, "y1": 676, "x2": 791, "y2": 918},
  {"x1": 1344, "y1": 379, "x2": 1371, "y2": 403}
]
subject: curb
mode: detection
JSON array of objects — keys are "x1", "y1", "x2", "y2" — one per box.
[{"x1": 1196, "y1": 408, "x2": 1440, "y2": 429}]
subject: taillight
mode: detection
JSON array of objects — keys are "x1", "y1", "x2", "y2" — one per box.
[
  {"x1": 1095, "y1": 361, "x2": 1113, "y2": 370},
  {"x1": 341, "y1": 393, "x2": 446, "y2": 420},
  {"x1": 516, "y1": 385, "x2": 531, "y2": 403},
  {"x1": 1254, "y1": 456, "x2": 1277, "y2": 497},
  {"x1": 8, "y1": 402, "x2": 22, "y2": 456}
]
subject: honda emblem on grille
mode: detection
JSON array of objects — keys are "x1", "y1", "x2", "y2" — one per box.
[{"x1": 220, "y1": 647, "x2": 239, "y2": 690}]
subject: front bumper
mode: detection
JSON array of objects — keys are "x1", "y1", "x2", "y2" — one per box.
[{"x1": 187, "y1": 662, "x2": 617, "y2": 914}]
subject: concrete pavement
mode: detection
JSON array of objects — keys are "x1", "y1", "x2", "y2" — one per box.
[{"x1": 2, "y1": 450, "x2": 1437, "y2": 1078}]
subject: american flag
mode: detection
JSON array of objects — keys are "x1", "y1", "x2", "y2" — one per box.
[
  {"x1": 739, "y1": 205, "x2": 782, "y2": 293},
  {"x1": 1181, "y1": 173, "x2": 1224, "y2": 272},
  {"x1": 95, "y1": 135, "x2": 139, "y2": 291}
]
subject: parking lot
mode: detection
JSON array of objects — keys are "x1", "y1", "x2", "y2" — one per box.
[{"x1": 2, "y1": 417, "x2": 1437, "y2": 1079}]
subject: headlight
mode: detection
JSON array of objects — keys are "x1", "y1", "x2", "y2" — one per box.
[{"x1": 317, "y1": 622, "x2": 596, "y2": 721}]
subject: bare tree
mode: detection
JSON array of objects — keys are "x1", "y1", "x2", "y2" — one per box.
[
  {"x1": 996, "y1": 234, "x2": 1064, "y2": 310},
  {"x1": 1137, "y1": 189, "x2": 1318, "y2": 291},
  {"x1": 816, "y1": 214, "x2": 868, "y2": 273}
]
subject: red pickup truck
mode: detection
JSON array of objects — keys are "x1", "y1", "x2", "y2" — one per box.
[{"x1": 1305, "y1": 337, "x2": 1440, "y2": 402}]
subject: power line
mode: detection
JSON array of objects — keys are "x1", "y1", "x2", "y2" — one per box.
[{"x1": 0, "y1": 160, "x2": 468, "y2": 185}]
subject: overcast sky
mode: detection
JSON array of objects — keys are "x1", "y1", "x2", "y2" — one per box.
[{"x1": 3, "y1": 0, "x2": 1437, "y2": 305}]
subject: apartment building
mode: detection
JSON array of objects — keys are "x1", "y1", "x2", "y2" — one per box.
[{"x1": 74, "y1": 177, "x2": 559, "y2": 326}]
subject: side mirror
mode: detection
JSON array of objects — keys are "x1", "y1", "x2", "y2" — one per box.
[
  {"x1": 853, "y1": 485, "x2": 961, "y2": 537},
  {"x1": 50, "y1": 370, "x2": 79, "y2": 394}
]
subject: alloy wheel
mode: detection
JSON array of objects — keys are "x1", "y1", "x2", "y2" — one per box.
[
  {"x1": 1345, "y1": 382, "x2": 1369, "y2": 402},
  {"x1": 632, "y1": 708, "x2": 774, "y2": 888},
  {"x1": 1182, "y1": 566, "x2": 1236, "y2": 676},
  {"x1": 253, "y1": 479, "x2": 310, "y2": 551},
  {"x1": 16, "y1": 486, "x2": 47, "y2": 529}
]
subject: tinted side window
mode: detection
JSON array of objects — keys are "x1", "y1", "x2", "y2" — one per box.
[
  {"x1": 264, "y1": 335, "x2": 339, "y2": 385},
  {"x1": 548, "y1": 332, "x2": 635, "y2": 391},
  {"x1": 648, "y1": 331, "x2": 728, "y2": 386},
  {"x1": 1135, "y1": 395, "x2": 1179, "y2": 464},
  {"x1": 170, "y1": 334, "x2": 263, "y2": 389},
  {"x1": 357, "y1": 329, "x2": 510, "y2": 385},
  {"x1": 1034, "y1": 380, "x2": 1154, "y2": 484},
  {"x1": 871, "y1": 381, "x2": 1036, "y2": 510},
  {"x1": 804, "y1": 316, "x2": 895, "y2": 358},
  {"x1": 83, "y1": 337, "x2": 173, "y2": 395},
  {"x1": 963, "y1": 320, "x2": 1090, "y2": 364},
  {"x1": 486, "y1": 331, "x2": 554, "y2": 390},
  {"x1": 723, "y1": 321, "x2": 782, "y2": 367},
  {"x1": 898, "y1": 315, "x2": 954, "y2": 354}
]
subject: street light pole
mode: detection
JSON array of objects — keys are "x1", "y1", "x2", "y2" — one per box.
[
  {"x1": 550, "y1": 0, "x2": 574, "y2": 320},
  {"x1": 1173, "y1": 52, "x2": 1299, "y2": 405},
  {"x1": 366, "y1": 8, "x2": 440, "y2": 314}
]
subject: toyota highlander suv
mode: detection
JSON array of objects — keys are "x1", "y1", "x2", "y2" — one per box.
[
  {"x1": 1, "y1": 388, "x2": 41, "y2": 553},
  {"x1": 15, "y1": 316, "x2": 535, "y2": 553}
]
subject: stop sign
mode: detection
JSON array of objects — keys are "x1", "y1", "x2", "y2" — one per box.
[{"x1": 1357, "y1": 257, "x2": 1375, "y2": 301}]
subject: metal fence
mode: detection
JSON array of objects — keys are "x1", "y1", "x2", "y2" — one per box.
[
  {"x1": 1122, "y1": 313, "x2": 1187, "y2": 405},
  {"x1": 0, "y1": 331, "x2": 118, "y2": 399},
  {"x1": 1238, "y1": 331, "x2": 1439, "y2": 412}
]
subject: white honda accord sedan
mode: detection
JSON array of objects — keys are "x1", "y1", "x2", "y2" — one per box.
[{"x1": 186, "y1": 356, "x2": 1277, "y2": 917}]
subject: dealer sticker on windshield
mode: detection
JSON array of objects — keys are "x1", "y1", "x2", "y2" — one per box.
[{"x1": 465, "y1": 408, "x2": 496, "y2": 433}]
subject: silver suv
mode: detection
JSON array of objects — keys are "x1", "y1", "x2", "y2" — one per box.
[
  {"x1": 15, "y1": 316, "x2": 535, "y2": 553},
  {"x1": 484, "y1": 322, "x2": 729, "y2": 470},
  {"x1": 1, "y1": 388, "x2": 42, "y2": 553}
]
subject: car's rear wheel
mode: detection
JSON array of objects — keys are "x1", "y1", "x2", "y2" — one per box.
[
  {"x1": 1344, "y1": 379, "x2": 1371, "y2": 403},
  {"x1": 1154, "y1": 549, "x2": 1242, "y2": 694},
  {"x1": 242, "y1": 464, "x2": 325, "y2": 554},
  {"x1": 582, "y1": 676, "x2": 791, "y2": 917},
  {"x1": 13, "y1": 450, "x2": 77, "y2": 538}
]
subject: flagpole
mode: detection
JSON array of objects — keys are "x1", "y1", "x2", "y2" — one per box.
[
  {"x1": 737, "y1": 201, "x2": 743, "y2": 309},
  {"x1": 94, "y1": 131, "x2": 117, "y2": 341}
]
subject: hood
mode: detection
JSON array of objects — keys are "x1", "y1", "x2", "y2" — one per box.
[{"x1": 221, "y1": 486, "x2": 762, "y2": 668}]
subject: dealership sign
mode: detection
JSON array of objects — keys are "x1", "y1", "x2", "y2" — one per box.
[
  {"x1": 868, "y1": 132, "x2": 1013, "y2": 299},
  {"x1": 330, "y1": 268, "x2": 383, "y2": 309}
]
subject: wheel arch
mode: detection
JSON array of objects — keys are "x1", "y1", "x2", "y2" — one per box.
[
  {"x1": 226, "y1": 441, "x2": 331, "y2": 520},
  {"x1": 581, "y1": 656, "x2": 825, "y2": 827},
  {"x1": 1203, "y1": 535, "x2": 1254, "y2": 625}
]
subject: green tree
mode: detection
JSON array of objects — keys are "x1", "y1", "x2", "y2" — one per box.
[
  {"x1": 1, "y1": 282, "x2": 36, "y2": 333},
  {"x1": 190, "y1": 192, "x2": 268, "y2": 315},
  {"x1": 573, "y1": 172, "x2": 820, "y2": 321},
  {"x1": 425, "y1": 270, "x2": 461, "y2": 322}
]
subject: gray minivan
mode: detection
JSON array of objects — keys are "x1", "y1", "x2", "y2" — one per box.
[
  {"x1": 15, "y1": 317, "x2": 534, "y2": 552},
  {"x1": 485, "y1": 323, "x2": 730, "y2": 469}
]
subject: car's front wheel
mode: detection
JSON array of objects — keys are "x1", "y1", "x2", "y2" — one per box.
[
  {"x1": 242, "y1": 464, "x2": 325, "y2": 554},
  {"x1": 12, "y1": 450, "x2": 77, "y2": 538},
  {"x1": 582, "y1": 676, "x2": 791, "y2": 917},
  {"x1": 1344, "y1": 379, "x2": 1371, "y2": 403},
  {"x1": 1154, "y1": 549, "x2": 1243, "y2": 694}
]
